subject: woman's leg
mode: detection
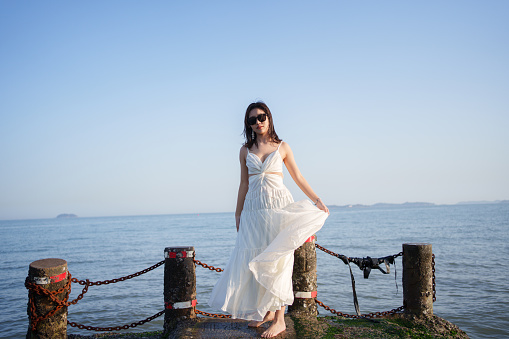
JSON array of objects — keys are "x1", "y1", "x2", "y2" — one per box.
[
  {"x1": 261, "y1": 307, "x2": 286, "y2": 338},
  {"x1": 247, "y1": 311, "x2": 275, "y2": 327}
]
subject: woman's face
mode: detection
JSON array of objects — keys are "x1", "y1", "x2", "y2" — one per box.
[{"x1": 249, "y1": 108, "x2": 269, "y2": 136}]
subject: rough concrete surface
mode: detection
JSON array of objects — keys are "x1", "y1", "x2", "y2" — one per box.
[
  {"x1": 168, "y1": 316, "x2": 296, "y2": 338},
  {"x1": 67, "y1": 314, "x2": 468, "y2": 338}
]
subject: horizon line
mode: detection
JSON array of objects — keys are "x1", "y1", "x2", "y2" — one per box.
[{"x1": 1, "y1": 199, "x2": 508, "y2": 222}]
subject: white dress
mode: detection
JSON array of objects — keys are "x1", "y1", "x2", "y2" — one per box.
[{"x1": 208, "y1": 143, "x2": 328, "y2": 321}]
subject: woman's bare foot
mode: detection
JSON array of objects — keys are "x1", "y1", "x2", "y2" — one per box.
[
  {"x1": 248, "y1": 311, "x2": 275, "y2": 327},
  {"x1": 261, "y1": 320, "x2": 286, "y2": 338},
  {"x1": 261, "y1": 308, "x2": 286, "y2": 338}
]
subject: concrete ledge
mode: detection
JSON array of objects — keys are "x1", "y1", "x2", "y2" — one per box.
[
  {"x1": 167, "y1": 316, "x2": 297, "y2": 338},
  {"x1": 68, "y1": 314, "x2": 468, "y2": 338}
]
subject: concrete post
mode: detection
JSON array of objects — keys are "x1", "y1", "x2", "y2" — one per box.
[
  {"x1": 403, "y1": 243, "x2": 433, "y2": 317},
  {"x1": 288, "y1": 235, "x2": 318, "y2": 317},
  {"x1": 26, "y1": 258, "x2": 69, "y2": 339},
  {"x1": 163, "y1": 246, "x2": 196, "y2": 333}
]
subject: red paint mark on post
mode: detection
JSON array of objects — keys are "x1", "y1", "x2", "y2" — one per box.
[
  {"x1": 52, "y1": 272, "x2": 67, "y2": 283},
  {"x1": 305, "y1": 235, "x2": 316, "y2": 243}
]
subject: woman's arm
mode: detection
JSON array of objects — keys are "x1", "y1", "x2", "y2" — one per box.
[
  {"x1": 280, "y1": 142, "x2": 329, "y2": 213},
  {"x1": 235, "y1": 146, "x2": 250, "y2": 231}
]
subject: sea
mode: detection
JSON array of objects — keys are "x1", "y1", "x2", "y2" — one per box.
[{"x1": 1, "y1": 203, "x2": 508, "y2": 339}]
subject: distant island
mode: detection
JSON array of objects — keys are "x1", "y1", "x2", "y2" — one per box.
[
  {"x1": 329, "y1": 202, "x2": 435, "y2": 209},
  {"x1": 329, "y1": 200, "x2": 508, "y2": 209},
  {"x1": 56, "y1": 214, "x2": 78, "y2": 218},
  {"x1": 456, "y1": 200, "x2": 509, "y2": 205}
]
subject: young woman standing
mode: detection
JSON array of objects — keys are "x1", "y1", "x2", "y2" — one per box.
[{"x1": 209, "y1": 102, "x2": 329, "y2": 338}]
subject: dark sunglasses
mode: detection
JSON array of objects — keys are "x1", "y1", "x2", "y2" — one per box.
[{"x1": 248, "y1": 113, "x2": 268, "y2": 126}]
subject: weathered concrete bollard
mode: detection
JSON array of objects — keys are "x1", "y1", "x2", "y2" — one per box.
[
  {"x1": 288, "y1": 235, "x2": 318, "y2": 317},
  {"x1": 26, "y1": 258, "x2": 69, "y2": 339},
  {"x1": 403, "y1": 243, "x2": 433, "y2": 317},
  {"x1": 163, "y1": 246, "x2": 196, "y2": 333}
]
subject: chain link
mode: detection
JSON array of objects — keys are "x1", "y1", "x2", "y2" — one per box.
[
  {"x1": 314, "y1": 243, "x2": 409, "y2": 318},
  {"x1": 315, "y1": 243, "x2": 343, "y2": 258},
  {"x1": 194, "y1": 259, "x2": 224, "y2": 272},
  {"x1": 67, "y1": 310, "x2": 165, "y2": 331},
  {"x1": 315, "y1": 243, "x2": 403, "y2": 261},
  {"x1": 185, "y1": 256, "x2": 227, "y2": 317},
  {"x1": 71, "y1": 260, "x2": 165, "y2": 287},
  {"x1": 25, "y1": 275, "x2": 72, "y2": 331},
  {"x1": 432, "y1": 253, "x2": 436, "y2": 302},
  {"x1": 26, "y1": 249, "x2": 435, "y2": 332},
  {"x1": 195, "y1": 309, "x2": 232, "y2": 318},
  {"x1": 316, "y1": 299, "x2": 404, "y2": 318},
  {"x1": 26, "y1": 260, "x2": 165, "y2": 331}
]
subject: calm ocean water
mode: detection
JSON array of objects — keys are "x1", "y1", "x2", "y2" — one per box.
[{"x1": 1, "y1": 203, "x2": 508, "y2": 339}]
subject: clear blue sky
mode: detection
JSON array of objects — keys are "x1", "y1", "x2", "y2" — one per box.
[{"x1": 1, "y1": 1, "x2": 508, "y2": 220}]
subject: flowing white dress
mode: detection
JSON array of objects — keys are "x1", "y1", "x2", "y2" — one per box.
[{"x1": 208, "y1": 143, "x2": 328, "y2": 321}]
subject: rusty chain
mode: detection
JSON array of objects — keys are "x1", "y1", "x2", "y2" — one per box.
[
  {"x1": 432, "y1": 253, "x2": 436, "y2": 302},
  {"x1": 67, "y1": 310, "x2": 165, "y2": 331},
  {"x1": 27, "y1": 247, "x2": 436, "y2": 331},
  {"x1": 25, "y1": 275, "x2": 72, "y2": 331},
  {"x1": 194, "y1": 259, "x2": 224, "y2": 272},
  {"x1": 316, "y1": 299, "x2": 404, "y2": 318},
  {"x1": 71, "y1": 260, "x2": 165, "y2": 287},
  {"x1": 315, "y1": 243, "x2": 343, "y2": 258},
  {"x1": 193, "y1": 245, "x2": 410, "y2": 321},
  {"x1": 315, "y1": 243, "x2": 403, "y2": 262},
  {"x1": 190, "y1": 259, "x2": 232, "y2": 318},
  {"x1": 190, "y1": 249, "x2": 223, "y2": 272},
  {"x1": 314, "y1": 243, "x2": 436, "y2": 320},
  {"x1": 195, "y1": 309, "x2": 232, "y2": 318},
  {"x1": 26, "y1": 260, "x2": 165, "y2": 331}
]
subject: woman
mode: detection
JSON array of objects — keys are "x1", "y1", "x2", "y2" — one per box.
[{"x1": 208, "y1": 102, "x2": 329, "y2": 338}]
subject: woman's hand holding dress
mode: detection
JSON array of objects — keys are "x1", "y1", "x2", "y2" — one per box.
[{"x1": 316, "y1": 200, "x2": 329, "y2": 214}]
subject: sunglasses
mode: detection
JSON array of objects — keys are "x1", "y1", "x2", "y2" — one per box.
[{"x1": 248, "y1": 113, "x2": 268, "y2": 126}]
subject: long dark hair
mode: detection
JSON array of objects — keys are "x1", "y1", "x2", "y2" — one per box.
[{"x1": 243, "y1": 101, "x2": 282, "y2": 149}]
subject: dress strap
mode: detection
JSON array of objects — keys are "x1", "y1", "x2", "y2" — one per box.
[
  {"x1": 277, "y1": 142, "x2": 282, "y2": 150},
  {"x1": 245, "y1": 146, "x2": 250, "y2": 164}
]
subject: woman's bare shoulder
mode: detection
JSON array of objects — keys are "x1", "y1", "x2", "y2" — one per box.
[
  {"x1": 239, "y1": 145, "x2": 248, "y2": 159},
  {"x1": 279, "y1": 141, "x2": 292, "y2": 159},
  {"x1": 280, "y1": 141, "x2": 292, "y2": 152}
]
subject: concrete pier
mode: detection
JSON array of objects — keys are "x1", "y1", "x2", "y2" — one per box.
[{"x1": 168, "y1": 315, "x2": 297, "y2": 338}]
